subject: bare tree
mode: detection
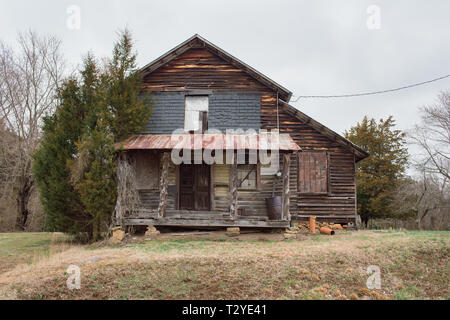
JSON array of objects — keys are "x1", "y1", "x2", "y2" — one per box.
[
  {"x1": 0, "y1": 31, "x2": 65, "y2": 230},
  {"x1": 394, "y1": 174, "x2": 449, "y2": 230},
  {"x1": 410, "y1": 92, "x2": 450, "y2": 180},
  {"x1": 404, "y1": 91, "x2": 450, "y2": 230}
]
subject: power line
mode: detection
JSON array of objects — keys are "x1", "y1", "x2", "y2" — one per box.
[{"x1": 291, "y1": 74, "x2": 450, "y2": 101}]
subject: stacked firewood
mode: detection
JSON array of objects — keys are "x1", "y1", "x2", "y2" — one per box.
[{"x1": 292, "y1": 221, "x2": 348, "y2": 233}]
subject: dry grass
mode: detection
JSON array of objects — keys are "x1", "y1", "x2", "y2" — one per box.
[
  {"x1": 0, "y1": 230, "x2": 448, "y2": 300},
  {"x1": 0, "y1": 232, "x2": 70, "y2": 274}
]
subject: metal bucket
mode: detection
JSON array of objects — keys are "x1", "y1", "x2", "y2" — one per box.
[{"x1": 265, "y1": 196, "x2": 282, "y2": 220}]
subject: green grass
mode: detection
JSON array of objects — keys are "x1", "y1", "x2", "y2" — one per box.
[
  {"x1": 394, "y1": 285, "x2": 423, "y2": 300},
  {"x1": 0, "y1": 232, "x2": 69, "y2": 273}
]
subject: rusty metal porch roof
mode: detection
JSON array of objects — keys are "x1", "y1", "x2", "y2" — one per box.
[{"x1": 116, "y1": 133, "x2": 301, "y2": 151}]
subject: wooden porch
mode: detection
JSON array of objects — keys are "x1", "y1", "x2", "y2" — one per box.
[
  {"x1": 121, "y1": 150, "x2": 293, "y2": 229},
  {"x1": 115, "y1": 133, "x2": 300, "y2": 229},
  {"x1": 124, "y1": 210, "x2": 290, "y2": 228},
  {"x1": 116, "y1": 150, "x2": 294, "y2": 229}
]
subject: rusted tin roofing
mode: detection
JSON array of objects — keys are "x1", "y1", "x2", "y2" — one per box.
[{"x1": 116, "y1": 133, "x2": 301, "y2": 151}]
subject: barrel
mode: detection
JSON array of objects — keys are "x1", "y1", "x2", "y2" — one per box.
[{"x1": 265, "y1": 196, "x2": 282, "y2": 220}]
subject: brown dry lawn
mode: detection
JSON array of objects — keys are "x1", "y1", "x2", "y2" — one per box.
[{"x1": 0, "y1": 229, "x2": 448, "y2": 300}]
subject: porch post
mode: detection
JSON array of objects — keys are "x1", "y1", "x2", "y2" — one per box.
[
  {"x1": 158, "y1": 152, "x2": 170, "y2": 218},
  {"x1": 229, "y1": 152, "x2": 238, "y2": 218},
  {"x1": 282, "y1": 153, "x2": 291, "y2": 221}
]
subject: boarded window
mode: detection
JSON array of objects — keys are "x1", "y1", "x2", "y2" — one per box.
[
  {"x1": 184, "y1": 96, "x2": 209, "y2": 132},
  {"x1": 298, "y1": 152, "x2": 328, "y2": 194},
  {"x1": 237, "y1": 164, "x2": 259, "y2": 190},
  {"x1": 134, "y1": 152, "x2": 160, "y2": 190}
]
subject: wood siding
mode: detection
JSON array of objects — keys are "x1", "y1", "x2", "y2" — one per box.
[
  {"x1": 142, "y1": 47, "x2": 268, "y2": 93},
  {"x1": 298, "y1": 151, "x2": 328, "y2": 194},
  {"x1": 132, "y1": 151, "x2": 160, "y2": 190},
  {"x1": 261, "y1": 94, "x2": 356, "y2": 221},
  {"x1": 139, "y1": 45, "x2": 357, "y2": 222}
]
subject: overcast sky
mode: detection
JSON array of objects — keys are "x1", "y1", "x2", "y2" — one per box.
[{"x1": 1, "y1": 0, "x2": 449, "y2": 167}]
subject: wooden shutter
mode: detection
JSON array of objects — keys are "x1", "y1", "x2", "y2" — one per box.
[{"x1": 298, "y1": 152, "x2": 328, "y2": 194}]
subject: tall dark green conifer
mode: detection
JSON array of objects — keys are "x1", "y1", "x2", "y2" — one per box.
[
  {"x1": 106, "y1": 29, "x2": 152, "y2": 142},
  {"x1": 33, "y1": 29, "x2": 152, "y2": 241},
  {"x1": 33, "y1": 79, "x2": 86, "y2": 233}
]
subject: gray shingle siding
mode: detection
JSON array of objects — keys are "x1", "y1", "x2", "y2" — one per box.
[
  {"x1": 143, "y1": 92, "x2": 185, "y2": 134},
  {"x1": 209, "y1": 93, "x2": 261, "y2": 131},
  {"x1": 143, "y1": 92, "x2": 261, "y2": 134}
]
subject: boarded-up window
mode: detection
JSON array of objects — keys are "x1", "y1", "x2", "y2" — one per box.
[
  {"x1": 184, "y1": 96, "x2": 209, "y2": 132},
  {"x1": 134, "y1": 152, "x2": 160, "y2": 190},
  {"x1": 298, "y1": 152, "x2": 328, "y2": 194}
]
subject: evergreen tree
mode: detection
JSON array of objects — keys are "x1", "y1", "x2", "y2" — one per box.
[
  {"x1": 33, "y1": 79, "x2": 86, "y2": 233},
  {"x1": 345, "y1": 116, "x2": 409, "y2": 226},
  {"x1": 68, "y1": 54, "x2": 110, "y2": 240},
  {"x1": 105, "y1": 29, "x2": 152, "y2": 142},
  {"x1": 73, "y1": 116, "x2": 117, "y2": 241},
  {"x1": 33, "y1": 30, "x2": 152, "y2": 241}
]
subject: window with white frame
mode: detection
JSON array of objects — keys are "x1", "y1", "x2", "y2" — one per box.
[{"x1": 184, "y1": 95, "x2": 209, "y2": 133}]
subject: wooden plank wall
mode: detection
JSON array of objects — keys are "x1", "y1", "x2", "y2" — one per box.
[
  {"x1": 261, "y1": 94, "x2": 356, "y2": 221},
  {"x1": 137, "y1": 154, "x2": 178, "y2": 216},
  {"x1": 141, "y1": 45, "x2": 357, "y2": 222},
  {"x1": 137, "y1": 160, "x2": 286, "y2": 218},
  {"x1": 213, "y1": 163, "x2": 286, "y2": 217},
  {"x1": 143, "y1": 45, "x2": 269, "y2": 93}
]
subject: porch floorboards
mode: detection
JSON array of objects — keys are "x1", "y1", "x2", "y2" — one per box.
[
  {"x1": 124, "y1": 218, "x2": 289, "y2": 228},
  {"x1": 124, "y1": 209, "x2": 290, "y2": 228}
]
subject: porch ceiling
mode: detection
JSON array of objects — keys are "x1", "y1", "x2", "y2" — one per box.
[{"x1": 115, "y1": 133, "x2": 301, "y2": 152}]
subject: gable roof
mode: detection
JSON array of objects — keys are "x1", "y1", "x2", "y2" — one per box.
[
  {"x1": 140, "y1": 34, "x2": 292, "y2": 101},
  {"x1": 279, "y1": 100, "x2": 369, "y2": 162}
]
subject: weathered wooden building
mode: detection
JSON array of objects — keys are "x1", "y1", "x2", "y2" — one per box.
[{"x1": 115, "y1": 34, "x2": 368, "y2": 229}]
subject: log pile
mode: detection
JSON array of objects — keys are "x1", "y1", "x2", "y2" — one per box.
[
  {"x1": 110, "y1": 227, "x2": 126, "y2": 244},
  {"x1": 284, "y1": 227, "x2": 298, "y2": 239},
  {"x1": 293, "y1": 221, "x2": 348, "y2": 233},
  {"x1": 145, "y1": 225, "x2": 160, "y2": 239},
  {"x1": 226, "y1": 227, "x2": 240, "y2": 237}
]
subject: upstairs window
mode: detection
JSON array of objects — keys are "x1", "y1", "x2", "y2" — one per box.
[
  {"x1": 298, "y1": 151, "x2": 328, "y2": 194},
  {"x1": 184, "y1": 95, "x2": 208, "y2": 133}
]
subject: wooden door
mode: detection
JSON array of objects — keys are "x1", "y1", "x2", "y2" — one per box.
[
  {"x1": 194, "y1": 164, "x2": 210, "y2": 210},
  {"x1": 179, "y1": 164, "x2": 210, "y2": 211},
  {"x1": 179, "y1": 164, "x2": 195, "y2": 210}
]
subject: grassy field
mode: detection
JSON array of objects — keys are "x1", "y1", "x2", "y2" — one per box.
[{"x1": 0, "y1": 230, "x2": 448, "y2": 300}]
